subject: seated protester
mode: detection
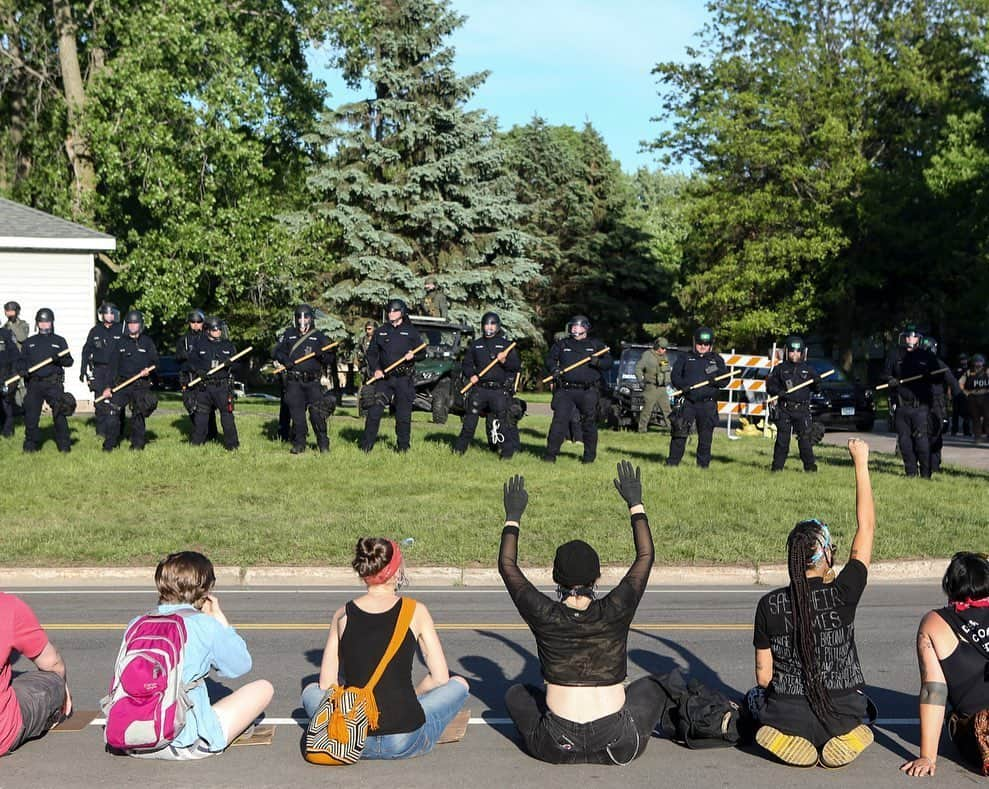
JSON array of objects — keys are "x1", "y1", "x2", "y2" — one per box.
[
  {"x1": 901, "y1": 552, "x2": 989, "y2": 778},
  {"x1": 114, "y1": 552, "x2": 273, "y2": 759},
  {"x1": 498, "y1": 462, "x2": 667, "y2": 765},
  {"x1": 302, "y1": 538, "x2": 469, "y2": 759},
  {"x1": 0, "y1": 593, "x2": 71, "y2": 757},
  {"x1": 753, "y1": 437, "x2": 875, "y2": 768}
]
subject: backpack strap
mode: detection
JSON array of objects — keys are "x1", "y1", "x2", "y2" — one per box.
[{"x1": 364, "y1": 597, "x2": 416, "y2": 693}]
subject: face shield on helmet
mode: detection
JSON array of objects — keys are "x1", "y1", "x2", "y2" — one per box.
[
  {"x1": 385, "y1": 299, "x2": 408, "y2": 324},
  {"x1": 784, "y1": 335, "x2": 806, "y2": 361},
  {"x1": 99, "y1": 302, "x2": 120, "y2": 324},
  {"x1": 567, "y1": 315, "x2": 591, "y2": 339},
  {"x1": 294, "y1": 304, "x2": 314, "y2": 332},
  {"x1": 35, "y1": 308, "x2": 54, "y2": 334},
  {"x1": 899, "y1": 324, "x2": 922, "y2": 350},
  {"x1": 920, "y1": 336, "x2": 939, "y2": 356},
  {"x1": 693, "y1": 326, "x2": 714, "y2": 350},
  {"x1": 124, "y1": 309, "x2": 144, "y2": 336},
  {"x1": 187, "y1": 308, "x2": 206, "y2": 328},
  {"x1": 204, "y1": 316, "x2": 225, "y2": 340},
  {"x1": 482, "y1": 312, "x2": 501, "y2": 338}
]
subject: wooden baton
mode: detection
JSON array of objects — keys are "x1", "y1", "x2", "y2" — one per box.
[
  {"x1": 766, "y1": 369, "x2": 835, "y2": 404},
  {"x1": 380, "y1": 342, "x2": 428, "y2": 376},
  {"x1": 3, "y1": 348, "x2": 71, "y2": 386},
  {"x1": 670, "y1": 369, "x2": 737, "y2": 397},
  {"x1": 875, "y1": 367, "x2": 947, "y2": 391},
  {"x1": 541, "y1": 346, "x2": 610, "y2": 384},
  {"x1": 460, "y1": 342, "x2": 518, "y2": 394},
  {"x1": 184, "y1": 346, "x2": 254, "y2": 389},
  {"x1": 270, "y1": 340, "x2": 340, "y2": 375},
  {"x1": 94, "y1": 365, "x2": 157, "y2": 403}
]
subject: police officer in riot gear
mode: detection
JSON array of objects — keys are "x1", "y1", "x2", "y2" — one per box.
[
  {"x1": 177, "y1": 308, "x2": 217, "y2": 439},
  {"x1": 360, "y1": 299, "x2": 425, "y2": 453},
  {"x1": 273, "y1": 304, "x2": 336, "y2": 454},
  {"x1": 765, "y1": 335, "x2": 821, "y2": 472},
  {"x1": 920, "y1": 335, "x2": 961, "y2": 473},
  {"x1": 80, "y1": 302, "x2": 125, "y2": 437},
  {"x1": 188, "y1": 316, "x2": 240, "y2": 450},
  {"x1": 102, "y1": 309, "x2": 159, "y2": 451},
  {"x1": 454, "y1": 312, "x2": 521, "y2": 459},
  {"x1": 19, "y1": 308, "x2": 74, "y2": 453},
  {"x1": 883, "y1": 323, "x2": 941, "y2": 477},
  {"x1": 0, "y1": 323, "x2": 17, "y2": 437},
  {"x1": 666, "y1": 326, "x2": 727, "y2": 468},
  {"x1": 542, "y1": 315, "x2": 611, "y2": 464}
]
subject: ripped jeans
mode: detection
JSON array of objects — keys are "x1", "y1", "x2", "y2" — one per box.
[{"x1": 505, "y1": 677, "x2": 665, "y2": 765}]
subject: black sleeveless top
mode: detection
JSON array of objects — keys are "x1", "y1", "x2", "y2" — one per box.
[
  {"x1": 339, "y1": 599, "x2": 425, "y2": 735},
  {"x1": 935, "y1": 607, "x2": 989, "y2": 716}
]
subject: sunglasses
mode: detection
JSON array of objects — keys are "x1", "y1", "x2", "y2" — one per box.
[{"x1": 190, "y1": 319, "x2": 204, "y2": 324}]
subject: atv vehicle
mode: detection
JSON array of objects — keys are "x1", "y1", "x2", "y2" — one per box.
[
  {"x1": 408, "y1": 315, "x2": 474, "y2": 423},
  {"x1": 605, "y1": 343, "x2": 683, "y2": 431}
]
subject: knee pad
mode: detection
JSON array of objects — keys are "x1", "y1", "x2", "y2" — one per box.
[{"x1": 374, "y1": 392, "x2": 391, "y2": 409}]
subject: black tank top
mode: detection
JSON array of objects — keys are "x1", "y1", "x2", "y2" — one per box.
[
  {"x1": 936, "y1": 608, "x2": 989, "y2": 716},
  {"x1": 339, "y1": 599, "x2": 425, "y2": 735}
]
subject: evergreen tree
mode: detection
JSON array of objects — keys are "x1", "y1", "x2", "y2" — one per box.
[{"x1": 306, "y1": 0, "x2": 539, "y2": 338}]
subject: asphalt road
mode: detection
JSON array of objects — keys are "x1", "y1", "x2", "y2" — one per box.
[{"x1": 0, "y1": 584, "x2": 979, "y2": 788}]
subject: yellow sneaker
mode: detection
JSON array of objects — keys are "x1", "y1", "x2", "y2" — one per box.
[
  {"x1": 755, "y1": 725, "x2": 817, "y2": 767},
  {"x1": 820, "y1": 724, "x2": 874, "y2": 768}
]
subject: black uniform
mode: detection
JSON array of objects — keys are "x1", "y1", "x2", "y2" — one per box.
[
  {"x1": 189, "y1": 337, "x2": 239, "y2": 449},
  {"x1": 274, "y1": 329, "x2": 336, "y2": 452},
  {"x1": 543, "y1": 337, "x2": 611, "y2": 463},
  {"x1": 0, "y1": 326, "x2": 17, "y2": 437},
  {"x1": 103, "y1": 333, "x2": 159, "y2": 451},
  {"x1": 883, "y1": 347, "x2": 942, "y2": 477},
  {"x1": 18, "y1": 333, "x2": 73, "y2": 452},
  {"x1": 81, "y1": 321, "x2": 125, "y2": 436},
  {"x1": 667, "y1": 351, "x2": 727, "y2": 468},
  {"x1": 928, "y1": 360, "x2": 961, "y2": 473},
  {"x1": 360, "y1": 320, "x2": 425, "y2": 452},
  {"x1": 454, "y1": 333, "x2": 521, "y2": 458},
  {"x1": 766, "y1": 360, "x2": 821, "y2": 471},
  {"x1": 177, "y1": 329, "x2": 217, "y2": 438}
]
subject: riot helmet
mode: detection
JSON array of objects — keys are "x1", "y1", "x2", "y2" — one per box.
[
  {"x1": 898, "y1": 323, "x2": 922, "y2": 350},
  {"x1": 973, "y1": 354, "x2": 986, "y2": 368},
  {"x1": 294, "y1": 304, "x2": 315, "y2": 332},
  {"x1": 35, "y1": 307, "x2": 54, "y2": 334},
  {"x1": 385, "y1": 299, "x2": 408, "y2": 323},
  {"x1": 99, "y1": 302, "x2": 120, "y2": 324},
  {"x1": 187, "y1": 308, "x2": 206, "y2": 326},
  {"x1": 784, "y1": 335, "x2": 806, "y2": 360},
  {"x1": 920, "y1": 335, "x2": 939, "y2": 356},
  {"x1": 124, "y1": 309, "x2": 144, "y2": 335},
  {"x1": 693, "y1": 326, "x2": 715, "y2": 348},
  {"x1": 482, "y1": 311, "x2": 501, "y2": 337},
  {"x1": 205, "y1": 315, "x2": 225, "y2": 340},
  {"x1": 567, "y1": 315, "x2": 591, "y2": 339},
  {"x1": 4, "y1": 301, "x2": 20, "y2": 316}
]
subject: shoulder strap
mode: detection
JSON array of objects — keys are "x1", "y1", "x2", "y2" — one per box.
[
  {"x1": 364, "y1": 598, "x2": 416, "y2": 692},
  {"x1": 289, "y1": 331, "x2": 312, "y2": 357}
]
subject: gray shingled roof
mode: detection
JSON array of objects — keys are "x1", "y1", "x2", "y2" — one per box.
[{"x1": 0, "y1": 197, "x2": 115, "y2": 250}]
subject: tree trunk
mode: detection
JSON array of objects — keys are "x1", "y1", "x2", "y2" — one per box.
[
  {"x1": 1, "y1": 11, "x2": 32, "y2": 189},
  {"x1": 52, "y1": 0, "x2": 96, "y2": 221}
]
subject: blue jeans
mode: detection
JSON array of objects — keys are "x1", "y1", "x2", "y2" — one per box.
[{"x1": 301, "y1": 678, "x2": 468, "y2": 760}]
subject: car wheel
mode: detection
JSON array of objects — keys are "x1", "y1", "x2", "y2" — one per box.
[{"x1": 431, "y1": 380, "x2": 451, "y2": 424}]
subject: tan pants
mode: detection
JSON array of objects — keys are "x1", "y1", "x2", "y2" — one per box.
[{"x1": 968, "y1": 393, "x2": 989, "y2": 442}]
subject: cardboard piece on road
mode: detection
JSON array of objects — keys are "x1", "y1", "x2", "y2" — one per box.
[
  {"x1": 231, "y1": 724, "x2": 275, "y2": 747},
  {"x1": 438, "y1": 708, "x2": 471, "y2": 744},
  {"x1": 51, "y1": 710, "x2": 99, "y2": 732}
]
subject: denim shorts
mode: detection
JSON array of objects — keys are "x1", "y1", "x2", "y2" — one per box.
[{"x1": 301, "y1": 678, "x2": 468, "y2": 760}]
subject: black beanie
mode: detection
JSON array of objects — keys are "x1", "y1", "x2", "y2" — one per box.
[{"x1": 553, "y1": 540, "x2": 601, "y2": 588}]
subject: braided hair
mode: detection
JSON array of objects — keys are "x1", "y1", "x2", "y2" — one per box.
[{"x1": 786, "y1": 520, "x2": 837, "y2": 724}]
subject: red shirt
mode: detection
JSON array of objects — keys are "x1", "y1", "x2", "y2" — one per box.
[{"x1": 0, "y1": 593, "x2": 50, "y2": 754}]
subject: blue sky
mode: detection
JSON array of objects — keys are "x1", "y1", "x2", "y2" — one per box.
[{"x1": 307, "y1": 0, "x2": 710, "y2": 172}]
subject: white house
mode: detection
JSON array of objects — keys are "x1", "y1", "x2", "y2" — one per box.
[{"x1": 0, "y1": 197, "x2": 116, "y2": 405}]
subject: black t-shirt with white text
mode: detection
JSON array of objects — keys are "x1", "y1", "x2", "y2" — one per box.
[{"x1": 753, "y1": 559, "x2": 868, "y2": 698}]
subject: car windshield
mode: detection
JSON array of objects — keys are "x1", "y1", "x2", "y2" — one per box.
[
  {"x1": 808, "y1": 359, "x2": 849, "y2": 382},
  {"x1": 419, "y1": 328, "x2": 458, "y2": 348},
  {"x1": 619, "y1": 348, "x2": 646, "y2": 380}
]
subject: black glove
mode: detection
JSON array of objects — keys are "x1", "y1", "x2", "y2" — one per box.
[
  {"x1": 503, "y1": 474, "x2": 528, "y2": 522},
  {"x1": 887, "y1": 376, "x2": 899, "y2": 388},
  {"x1": 79, "y1": 370, "x2": 87, "y2": 382},
  {"x1": 613, "y1": 460, "x2": 642, "y2": 508}
]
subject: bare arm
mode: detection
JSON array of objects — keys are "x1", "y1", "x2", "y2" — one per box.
[
  {"x1": 900, "y1": 615, "x2": 948, "y2": 777},
  {"x1": 317, "y1": 607, "x2": 346, "y2": 690},
  {"x1": 412, "y1": 604, "x2": 450, "y2": 695},
  {"x1": 755, "y1": 647, "x2": 773, "y2": 688},
  {"x1": 32, "y1": 642, "x2": 71, "y2": 715},
  {"x1": 847, "y1": 438, "x2": 875, "y2": 568}
]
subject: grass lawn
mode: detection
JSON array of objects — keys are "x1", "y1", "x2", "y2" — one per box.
[{"x1": 2, "y1": 400, "x2": 985, "y2": 568}]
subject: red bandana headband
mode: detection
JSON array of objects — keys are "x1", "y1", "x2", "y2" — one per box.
[
  {"x1": 365, "y1": 540, "x2": 403, "y2": 586},
  {"x1": 953, "y1": 597, "x2": 989, "y2": 612}
]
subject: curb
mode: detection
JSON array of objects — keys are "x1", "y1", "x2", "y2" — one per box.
[{"x1": 0, "y1": 559, "x2": 946, "y2": 588}]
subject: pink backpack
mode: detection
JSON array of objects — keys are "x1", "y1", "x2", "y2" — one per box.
[{"x1": 101, "y1": 610, "x2": 203, "y2": 751}]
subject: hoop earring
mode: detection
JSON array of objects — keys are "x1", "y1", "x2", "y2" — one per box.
[{"x1": 823, "y1": 567, "x2": 837, "y2": 584}]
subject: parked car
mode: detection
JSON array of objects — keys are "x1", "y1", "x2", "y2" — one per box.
[
  {"x1": 605, "y1": 343, "x2": 684, "y2": 430},
  {"x1": 739, "y1": 358, "x2": 875, "y2": 432},
  {"x1": 150, "y1": 354, "x2": 182, "y2": 391}
]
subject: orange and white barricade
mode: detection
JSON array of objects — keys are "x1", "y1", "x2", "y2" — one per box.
[{"x1": 719, "y1": 347, "x2": 779, "y2": 438}]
